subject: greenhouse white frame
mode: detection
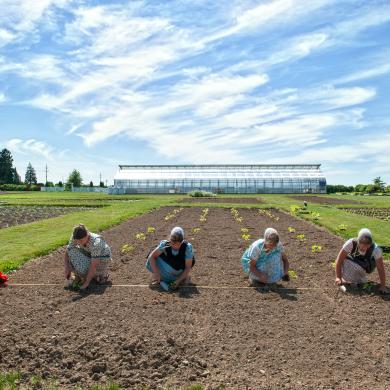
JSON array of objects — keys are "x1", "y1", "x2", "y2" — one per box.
[{"x1": 110, "y1": 164, "x2": 326, "y2": 194}]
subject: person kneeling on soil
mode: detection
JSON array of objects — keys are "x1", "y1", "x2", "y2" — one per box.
[
  {"x1": 146, "y1": 226, "x2": 195, "y2": 291},
  {"x1": 241, "y1": 228, "x2": 290, "y2": 285},
  {"x1": 64, "y1": 224, "x2": 111, "y2": 291},
  {"x1": 335, "y1": 228, "x2": 388, "y2": 294}
]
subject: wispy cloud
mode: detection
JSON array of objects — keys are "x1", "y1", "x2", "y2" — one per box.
[{"x1": 5, "y1": 139, "x2": 57, "y2": 160}]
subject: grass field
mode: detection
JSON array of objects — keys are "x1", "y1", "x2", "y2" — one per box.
[{"x1": 0, "y1": 192, "x2": 389, "y2": 272}]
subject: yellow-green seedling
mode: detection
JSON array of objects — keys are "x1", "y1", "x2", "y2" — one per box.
[
  {"x1": 311, "y1": 245, "x2": 322, "y2": 253},
  {"x1": 147, "y1": 226, "x2": 156, "y2": 234},
  {"x1": 135, "y1": 232, "x2": 146, "y2": 240},
  {"x1": 192, "y1": 227, "x2": 201, "y2": 234},
  {"x1": 242, "y1": 233, "x2": 251, "y2": 241},
  {"x1": 288, "y1": 226, "x2": 296, "y2": 233},
  {"x1": 310, "y1": 212, "x2": 320, "y2": 220},
  {"x1": 362, "y1": 281, "x2": 375, "y2": 292},
  {"x1": 288, "y1": 269, "x2": 298, "y2": 279},
  {"x1": 337, "y1": 224, "x2": 348, "y2": 231},
  {"x1": 290, "y1": 205, "x2": 301, "y2": 214},
  {"x1": 121, "y1": 244, "x2": 135, "y2": 254},
  {"x1": 236, "y1": 217, "x2": 243, "y2": 223},
  {"x1": 331, "y1": 260, "x2": 336, "y2": 268},
  {"x1": 296, "y1": 233, "x2": 305, "y2": 240},
  {"x1": 241, "y1": 228, "x2": 249, "y2": 233}
]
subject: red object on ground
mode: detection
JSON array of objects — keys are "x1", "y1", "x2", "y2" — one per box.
[{"x1": 0, "y1": 272, "x2": 8, "y2": 287}]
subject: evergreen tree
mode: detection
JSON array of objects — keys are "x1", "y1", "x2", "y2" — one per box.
[
  {"x1": 67, "y1": 169, "x2": 83, "y2": 187},
  {"x1": 89, "y1": 181, "x2": 94, "y2": 187},
  {"x1": 25, "y1": 162, "x2": 37, "y2": 185},
  {"x1": 0, "y1": 148, "x2": 14, "y2": 184},
  {"x1": 11, "y1": 167, "x2": 21, "y2": 184},
  {"x1": 373, "y1": 176, "x2": 385, "y2": 192}
]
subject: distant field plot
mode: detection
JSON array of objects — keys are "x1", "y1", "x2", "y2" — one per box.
[
  {"x1": 341, "y1": 207, "x2": 390, "y2": 221},
  {"x1": 0, "y1": 206, "x2": 98, "y2": 229}
]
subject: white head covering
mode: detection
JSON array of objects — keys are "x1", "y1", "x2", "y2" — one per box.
[
  {"x1": 264, "y1": 228, "x2": 279, "y2": 244},
  {"x1": 357, "y1": 228, "x2": 373, "y2": 244},
  {"x1": 171, "y1": 226, "x2": 184, "y2": 241}
]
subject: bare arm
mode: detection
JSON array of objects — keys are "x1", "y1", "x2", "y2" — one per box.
[
  {"x1": 148, "y1": 247, "x2": 163, "y2": 282},
  {"x1": 64, "y1": 251, "x2": 71, "y2": 279},
  {"x1": 249, "y1": 259, "x2": 268, "y2": 283},
  {"x1": 335, "y1": 249, "x2": 348, "y2": 285},
  {"x1": 376, "y1": 257, "x2": 388, "y2": 293},
  {"x1": 81, "y1": 259, "x2": 99, "y2": 289},
  {"x1": 173, "y1": 258, "x2": 193, "y2": 287}
]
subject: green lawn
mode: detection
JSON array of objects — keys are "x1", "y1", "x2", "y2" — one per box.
[{"x1": 1, "y1": 192, "x2": 389, "y2": 272}]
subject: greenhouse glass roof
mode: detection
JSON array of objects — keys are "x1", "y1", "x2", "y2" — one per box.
[{"x1": 114, "y1": 165, "x2": 324, "y2": 180}]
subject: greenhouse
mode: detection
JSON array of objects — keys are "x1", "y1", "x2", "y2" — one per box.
[{"x1": 110, "y1": 164, "x2": 326, "y2": 194}]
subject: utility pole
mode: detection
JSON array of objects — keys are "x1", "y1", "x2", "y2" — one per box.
[{"x1": 99, "y1": 172, "x2": 102, "y2": 185}]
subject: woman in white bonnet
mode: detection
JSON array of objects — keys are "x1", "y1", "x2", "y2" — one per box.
[
  {"x1": 335, "y1": 228, "x2": 388, "y2": 294},
  {"x1": 146, "y1": 226, "x2": 195, "y2": 290},
  {"x1": 241, "y1": 227, "x2": 290, "y2": 284}
]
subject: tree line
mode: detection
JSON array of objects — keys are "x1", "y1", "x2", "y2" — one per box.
[
  {"x1": 327, "y1": 177, "x2": 389, "y2": 194},
  {"x1": 0, "y1": 148, "x2": 105, "y2": 191}
]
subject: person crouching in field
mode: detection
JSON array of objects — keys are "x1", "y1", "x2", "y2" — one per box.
[
  {"x1": 335, "y1": 228, "x2": 388, "y2": 294},
  {"x1": 241, "y1": 228, "x2": 290, "y2": 285},
  {"x1": 146, "y1": 227, "x2": 195, "y2": 291},
  {"x1": 64, "y1": 224, "x2": 111, "y2": 290}
]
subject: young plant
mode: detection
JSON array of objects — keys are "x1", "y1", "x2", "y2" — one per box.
[
  {"x1": 296, "y1": 233, "x2": 305, "y2": 240},
  {"x1": 331, "y1": 260, "x2": 336, "y2": 268},
  {"x1": 288, "y1": 269, "x2": 298, "y2": 279},
  {"x1": 192, "y1": 227, "x2": 201, "y2": 234},
  {"x1": 240, "y1": 227, "x2": 249, "y2": 233},
  {"x1": 241, "y1": 233, "x2": 251, "y2": 241},
  {"x1": 311, "y1": 244, "x2": 322, "y2": 253},
  {"x1": 147, "y1": 226, "x2": 156, "y2": 234},
  {"x1": 290, "y1": 205, "x2": 301, "y2": 214},
  {"x1": 337, "y1": 224, "x2": 348, "y2": 231},
  {"x1": 288, "y1": 226, "x2": 296, "y2": 233},
  {"x1": 310, "y1": 212, "x2": 320, "y2": 220},
  {"x1": 362, "y1": 281, "x2": 375, "y2": 292},
  {"x1": 135, "y1": 232, "x2": 146, "y2": 240},
  {"x1": 121, "y1": 244, "x2": 135, "y2": 254}
]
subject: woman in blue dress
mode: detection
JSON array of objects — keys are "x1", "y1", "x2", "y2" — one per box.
[
  {"x1": 146, "y1": 227, "x2": 195, "y2": 290},
  {"x1": 241, "y1": 228, "x2": 290, "y2": 284}
]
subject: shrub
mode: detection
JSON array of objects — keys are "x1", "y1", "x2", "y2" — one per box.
[{"x1": 188, "y1": 190, "x2": 216, "y2": 198}]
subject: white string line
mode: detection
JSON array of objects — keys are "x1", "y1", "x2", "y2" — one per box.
[{"x1": 7, "y1": 283, "x2": 334, "y2": 291}]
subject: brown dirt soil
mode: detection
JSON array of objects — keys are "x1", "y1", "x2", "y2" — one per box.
[
  {"x1": 290, "y1": 195, "x2": 363, "y2": 205},
  {"x1": 1, "y1": 206, "x2": 389, "y2": 390},
  {"x1": 0, "y1": 206, "x2": 97, "y2": 229},
  {"x1": 341, "y1": 208, "x2": 390, "y2": 221},
  {"x1": 179, "y1": 197, "x2": 264, "y2": 204}
]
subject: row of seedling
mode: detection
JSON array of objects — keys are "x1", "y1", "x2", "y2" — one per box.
[
  {"x1": 287, "y1": 226, "x2": 322, "y2": 253},
  {"x1": 121, "y1": 225, "x2": 156, "y2": 253},
  {"x1": 258, "y1": 208, "x2": 279, "y2": 221},
  {"x1": 164, "y1": 208, "x2": 183, "y2": 221},
  {"x1": 240, "y1": 227, "x2": 251, "y2": 241},
  {"x1": 199, "y1": 208, "x2": 209, "y2": 223},
  {"x1": 231, "y1": 208, "x2": 243, "y2": 223}
]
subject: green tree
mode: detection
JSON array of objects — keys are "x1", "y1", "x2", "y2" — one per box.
[
  {"x1": 24, "y1": 162, "x2": 37, "y2": 185},
  {"x1": 11, "y1": 167, "x2": 22, "y2": 184},
  {"x1": 373, "y1": 176, "x2": 385, "y2": 192},
  {"x1": 89, "y1": 181, "x2": 94, "y2": 187},
  {"x1": 0, "y1": 148, "x2": 14, "y2": 184},
  {"x1": 99, "y1": 181, "x2": 105, "y2": 188},
  {"x1": 67, "y1": 169, "x2": 83, "y2": 187}
]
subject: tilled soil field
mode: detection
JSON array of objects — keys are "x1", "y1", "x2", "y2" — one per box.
[
  {"x1": 179, "y1": 198, "x2": 264, "y2": 204},
  {"x1": 289, "y1": 195, "x2": 363, "y2": 205},
  {"x1": 1, "y1": 206, "x2": 389, "y2": 390},
  {"x1": 341, "y1": 207, "x2": 390, "y2": 221},
  {"x1": 0, "y1": 206, "x2": 97, "y2": 229}
]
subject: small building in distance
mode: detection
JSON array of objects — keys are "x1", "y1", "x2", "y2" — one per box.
[{"x1": 110, "y1": 164, "x2": 326, "y2": 194}]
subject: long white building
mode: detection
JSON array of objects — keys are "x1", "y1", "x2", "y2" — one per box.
[{"x1": 110, "y1": 164, "x2": 326, "y2": 194}]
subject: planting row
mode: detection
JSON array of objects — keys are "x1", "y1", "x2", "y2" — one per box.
[
  {"x1": 341, "y1": 207, "x2": 390, "y2": 221},
  {"x1": 0, "y1": 206, "x2": 97, "y2": 229}
]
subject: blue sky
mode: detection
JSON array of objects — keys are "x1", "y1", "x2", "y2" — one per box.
[{"x1": 0, "y1": 0, "x2": 389, "y2": 186}]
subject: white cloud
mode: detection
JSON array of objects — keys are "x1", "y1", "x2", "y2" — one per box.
[
  {"x1": 335, "y1": 63, "x2": 390, "y2": 85},
  {"x1": 0, "y1": 92, "x2": 6, "y2": 103},
  {"x1": 5, "y1": 138, "x2": 56, "y2": 160}
]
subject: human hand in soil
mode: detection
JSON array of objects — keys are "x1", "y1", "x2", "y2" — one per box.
[
  {"x1": 153, "y1": 273, "x2": 160, "y2": 283},
  {"x1": 80, "y1": 282, "x2": 89, "y2": 291},
  {"x1": 335, "y1": 277, "x2": 343, "y2": 286},
  {"x1": 378, "y1": 285, "x2": 389, "y2": 294}
]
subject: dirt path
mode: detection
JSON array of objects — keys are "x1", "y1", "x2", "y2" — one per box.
[{"x1": 1, "y1": 206, "x2": 389, "y2": 389}]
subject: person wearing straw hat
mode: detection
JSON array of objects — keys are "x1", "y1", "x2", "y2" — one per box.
[
  {"x1": 64, "y1": 224, "x2": 111, "y2": 290},
  {"x1": 335, "y1": 228, "x2": 388, "y2": 294},
  {"x1": 146, "y1": 226, "x2": 195, "y2": 290},
  {"x1": 241, "y1": 228, "x2": 290, "y2": 285}
]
